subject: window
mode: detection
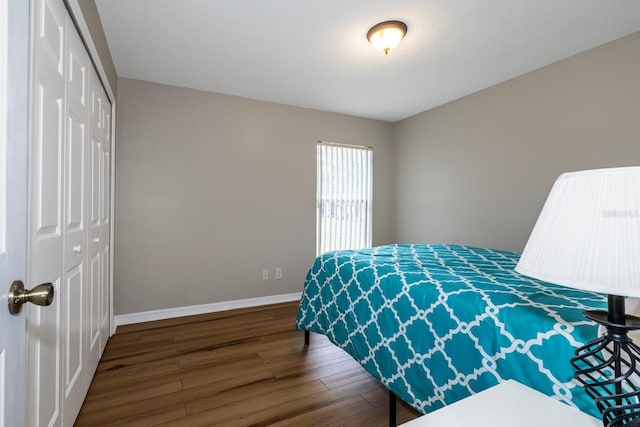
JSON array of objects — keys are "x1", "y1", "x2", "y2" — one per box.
[{"x1": 316, "y1": 142, "x2": 372, "y2": 255}]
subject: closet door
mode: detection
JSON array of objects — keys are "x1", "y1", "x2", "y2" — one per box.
[
  {"x1": 28, "y1": 0, "x2": 111, "y2": 425},
  {"x1": 28, "y1": 0, "x2": 66, "y2": 424},
  {"x1": 62, "y1": 14, "x2": 89, "y2": 425},
  {"x1": 99, "y1": 92, "x2": 111, "y2": 350},
  {"x1": 86, "y1": 73, "x2": 108, "y2": 368}
]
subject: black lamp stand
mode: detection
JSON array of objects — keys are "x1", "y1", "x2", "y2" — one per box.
[{"x1": 571, "y1": 294, "x2": 640, "y2": 427}]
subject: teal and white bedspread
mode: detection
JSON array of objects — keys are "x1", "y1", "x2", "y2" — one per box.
[{"x1": 295, "y1": 244, "x2": 607, "y2": 417}]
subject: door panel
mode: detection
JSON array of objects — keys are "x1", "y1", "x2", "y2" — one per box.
[
  {"x1": 28, "y1": 277, "x2": 61, "y2": 427},
  {"x1": 35, "y1": 81, "x2": 62, "y2": 234},
  {"x1": 100, "y1": 245, "x2": 109, "y2": 343},
  {"x1": 29, "y1": 0, "x2": 66, "y2": 424},
  {"x1": 61, "y1": 13, "x2": 88, "y2": 425},
  {"x1": 88, "y1": 252, "x2": 100, "y2": 352},
  {"x1": 88, "y1": 74, "x2": 102, "y2": 253},
  {"x1": 99, "y1": 90, "x2": 110, "y2": 340},
  {"x1": 89, "y1": 138, "x2": 100, "y2": 241},
  {"x1": 40, "y1": 0, "x2": 63, "y2": 77},
  {"x1": 86, "y1": 65, "x2": 101, "y2": 370},
  {"x1": 88, "y1": 73, "x2": 111, "y2": 349},
  {"x1": 66, "y1": 111, "x2": 83, "y2": 229},
  {"x1": 64, "y1": 265, "x2": 82, "y2": 394}
]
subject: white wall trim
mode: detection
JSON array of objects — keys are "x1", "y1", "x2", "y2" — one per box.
[{"x1": 114, "y1": 292, "x2": 302, "y2": 327}]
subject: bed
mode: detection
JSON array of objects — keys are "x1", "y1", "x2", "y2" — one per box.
[{"x1": 295, "y1": 244, "x2": 607, "y2": 420}]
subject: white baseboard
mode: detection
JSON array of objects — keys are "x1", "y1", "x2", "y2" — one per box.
[{"x1": 114, "y1": 292, "x2": 302, "y2": 327}]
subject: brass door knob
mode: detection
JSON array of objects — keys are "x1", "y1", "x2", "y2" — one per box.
[{"x1": 7, "y1": 280, "x2": 54, "y2": 315}]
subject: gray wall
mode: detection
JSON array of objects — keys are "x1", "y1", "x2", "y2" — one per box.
[
  {"x1": 115, "y1": 32, "x2": 640, "y2": 315},
  {"x1": 77, "y1": 0, "x2": 117, "y2": 92},
  {"x1": 115, "y1": 78, "x2": 395, "y2": 315},
  {"x1": 394, "y1": 32, "x2": 640, "y2": 252}
]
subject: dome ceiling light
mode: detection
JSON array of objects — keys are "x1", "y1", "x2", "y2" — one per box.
[{"x1": 367, "y1": 20, "x2": 407, "y2": 55}]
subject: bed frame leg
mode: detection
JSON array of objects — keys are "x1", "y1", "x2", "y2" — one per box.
[
  {"x1": 389, "y1": 389, "x2": 397, "y2": 427},
  {"x1": 304, "y1": 330, "x2": 310, "y2": 346}
]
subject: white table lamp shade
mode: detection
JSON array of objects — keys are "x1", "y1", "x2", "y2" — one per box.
[{"x1": 516, "y1": 166, "x2": 640, "y2": 297}]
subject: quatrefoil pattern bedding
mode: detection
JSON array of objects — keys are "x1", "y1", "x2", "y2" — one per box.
[{"x1": 295, "y1": 244, "x2": 607, "y2": 417}]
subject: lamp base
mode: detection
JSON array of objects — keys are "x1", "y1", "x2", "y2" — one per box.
[{"x1": 571, "y1": 296, "x2": 640, "y2": 427}]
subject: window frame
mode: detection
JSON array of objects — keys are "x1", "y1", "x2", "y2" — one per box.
[{"x1": 316, "y1": 141, "x2": 373, "y2": 256}]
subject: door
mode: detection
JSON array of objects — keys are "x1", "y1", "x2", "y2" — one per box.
[
  {"x1": 0, "y1": 0, "x2": 30, "y2": 426},
  {"x1": 1, "y1": 0, "x2": 112, "y2": 423},
  {"x1": 1, "y1": 0, "x2": 111, "y2": 425},
  {"x1": 28, "y1": 0, "x2": 112, "y2": 425},
  {"x1": 87, "y1": 72, "x2": 110, "y2": 368},
  {"x1": 28, "y1": 0, "x2": 66, "y2": 423},
  {"x1": 61, "y1": 10, "x2": 91, "y2": 423}
]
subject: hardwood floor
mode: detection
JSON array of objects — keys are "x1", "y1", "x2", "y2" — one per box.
[{"x1": 75, "y1": 302, "x2": 420, "y2": 426}]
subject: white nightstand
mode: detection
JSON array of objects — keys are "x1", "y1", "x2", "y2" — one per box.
[{"x1": 399, "y1": 380, "x2": 601, "y2": 427}]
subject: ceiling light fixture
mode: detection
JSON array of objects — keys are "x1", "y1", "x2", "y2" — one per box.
[{"x1": 367, "y1": 20, "x2": 407, "y2": 55}]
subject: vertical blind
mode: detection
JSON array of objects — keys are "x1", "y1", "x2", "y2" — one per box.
[{"x1": 316, "y1": 142, "x2": 373, "y2": 255}]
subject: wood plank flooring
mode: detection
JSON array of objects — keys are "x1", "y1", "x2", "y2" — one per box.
[{"x1": 75, "y1": 302, "x2": 420, "y2": 426}]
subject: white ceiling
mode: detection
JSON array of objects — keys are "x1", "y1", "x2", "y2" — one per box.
[{"x1": 95, "y1": 0, "x2": 640, "y2": 123}]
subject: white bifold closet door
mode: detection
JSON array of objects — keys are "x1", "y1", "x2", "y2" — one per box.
[{"x1": 28, "y1": 0, "x2": 111, "y2": 425}]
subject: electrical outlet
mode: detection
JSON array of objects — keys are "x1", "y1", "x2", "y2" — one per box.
[
  {"x1": 275, "y1": 268, "x2": 282, "y2": 279},
  {"x1": 262, "y1": 269, "x2": 269, "y2": 280}
]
